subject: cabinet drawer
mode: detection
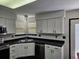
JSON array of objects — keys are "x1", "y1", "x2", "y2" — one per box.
[
  {"x1": 26, "y1": 43, "x2": 35, "y2": 56},
  {"x1": 10, "y1": 54, "x2": 16, "y2": 59},
  {"x1": 10, "y1": 45, "x2": 16, "y2": 55},
  {"x1": 10, "y1": 49, "x2": 16, "y2": 54},
  {"x1": 10, "y1": 45, "x2": 16, "y2": 48}
]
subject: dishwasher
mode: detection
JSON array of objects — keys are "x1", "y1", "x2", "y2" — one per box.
[{"x1": 35, "y1": 43, "x2": 45, "y2": 59}]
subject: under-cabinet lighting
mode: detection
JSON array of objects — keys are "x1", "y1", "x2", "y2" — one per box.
[{"x1": 0, "y1": 0, "x2": 36, "y2": 9}]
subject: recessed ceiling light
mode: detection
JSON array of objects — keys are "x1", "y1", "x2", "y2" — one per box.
[{"x1": 0, "y1": 0, "x2": 36, "y2": 9}]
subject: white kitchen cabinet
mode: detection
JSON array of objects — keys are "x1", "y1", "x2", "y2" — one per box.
[
  {"x1": 36, "y1": 17, "x2": 64, "y2": 34},
  {"x1": 36, "y1": 20, "x2": 42, "y2": 33},
  {"x1": 10, "y1": 44, "x2": 17, "y2": 59},
  {"x1": 0, "y1": 18, "x2": 6, "y2": 26},
  {"x1": 16, "y1": 43, "x2": 35, "y2": 58},
  {"x1": 5, "y1": 19, "x2": 16, "y2": 33},
  {"x1": 36, "y1": 17, "x2": 65, "y2": 34},
  {"x1": 48, "y1": 18, "x2": 55, "y2": 33},
  {"x1": 10, "y1": 43, "x2": 35, "y2": 59},
  {"x1": 0, "y1": 18, "x2": 16, "y2": 33},
  {"x1": 36, "y1": 10, "x2": 65, "y2": 34},
  {"x1": 52, "y1": 46, "x2": 62, "y2": 59},
  {"x1": 15, "y1": 44, "x2": 26, "y2": 58},
  {"x1": 48, "y1": 17, "x2": 64, "y2": 34},
  {"x1": 45, "y1": 44, "x2": 63, "y2": 59},
  {"x1": 36, "y1": 19, "x2": 48, "y2": 33},
  {"x1": 26, "y1": 43, "x2": 35, "y2": 56},
  {"x1": 42, "y1": 19, "x2": 48, "y2": 33},
  {"x1": 55, "y1": 17, "x2": 64, "y2": 34},
  {"x1": 45, "y1": 45, "x2": 53, "y2": 59}
]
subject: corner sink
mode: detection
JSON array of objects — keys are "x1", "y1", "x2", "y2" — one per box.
[{"x1": 19, "y1": 39, "x2": 33, "y2": 43}]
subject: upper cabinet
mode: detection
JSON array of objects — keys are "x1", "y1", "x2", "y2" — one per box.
[
  {"x1": 55, "y1": 17, "x2": 64, "y2": 34},
  {"x1": 36, "y1": 10, "x2": 65, "y2": 34},
  {"x1": 36, "y1": 19, "x2": 42, "y2": 33},
  {"x1": 0, "y1": 17, "x2": 16, "y2": 33},
  {"x1": 42, "y1": 19, "x2": 48, "y2": 33},
  {"x1": 48, "y1": 18, "x2": 55, "y2": 33}
]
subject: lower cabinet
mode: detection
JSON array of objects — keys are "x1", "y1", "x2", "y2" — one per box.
[
  {"x1": 45, "y1": 44, "x2": 63, "y2": 59},
  {"x1": 10, "y1": 44, "x2": 16, "y2": 59},
  {"x1": 10, "y1": 43, "x2": 63, "y2": 59},
  {"x1": 10, "y1": 43, "x2": 35, "y2": 59}
]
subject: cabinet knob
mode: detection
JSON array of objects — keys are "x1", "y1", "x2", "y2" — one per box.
[{"x1": 46, "y1": 46, "x2": 50, "y2": 48}]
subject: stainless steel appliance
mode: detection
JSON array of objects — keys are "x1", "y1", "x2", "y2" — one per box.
[{"x1": 0, "y1": 26, "x2": 7, "y2": 34}]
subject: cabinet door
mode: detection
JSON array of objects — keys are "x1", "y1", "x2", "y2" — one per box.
[
  {"x1": 55, "y1": 17, "x2": 64, "y2": 33},
  {"x1": 16, "y1": 43, "x2": 35, "y2": 58},
  {"x1": 23, "y1": 43, "x2": 28, "y2": 57},
  {"x1": 15, "y1": 44, "x2": 21, "y2": 58},
  {"x1": 42, "y1": 19, "x2": 48, "y2": 33},
  {"x1": 0, "y1": 18, "x2": 6, "y2": 26},
  {"x1": 45, "y1": 45, "x2": 62, "y2": 59},
  {"x1": 54, "y1": 47, "x2": 61, "y2": 59},
  {"x1": 10, "y1": 54, "x2": 16, "y2": 59},
  {"x1": 26, "y1": 43, "x2": 35, "y2": 56},
  {"x1": 36, "y1": 20, "x2": 42, "y2": 33},
  {"x1": 5, "y1": 19, "x2": 15, "y2": 33},
  {"x1": 16, "y1": 44, "x2": 27, "y2": 58},
  {"x1": 51, "y1": 46, "x2": 62, "y2": 59},
  {"x1": 10, "y1": 44, "x2": 17, "y2": 59},
  {"x1": 45, "y1": 45, "x2": 52, "y2": 59},
  {"x1": 48, "y1": 18, "x2": 55, "y2": 33},
  {"x1": 51, "y1": 46, "x2": 55, "y2": 59}
]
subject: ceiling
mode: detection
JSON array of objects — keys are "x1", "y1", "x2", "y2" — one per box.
[
  {"x1": 8, "y1": 0, "x2": 79, "y2": 14},
  {"x1": 0, "y1": 0, "x2": 36, "y2": 9}
]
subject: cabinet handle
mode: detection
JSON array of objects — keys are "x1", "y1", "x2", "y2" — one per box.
[
  {"x1": 53, "y1": 30, "x2": 56, "y2": 33},
  {"x1": 53, "y1": 30, "x2": 55, "y2": 33},
  {"x1": 54, "y1": 30, "x2": 56, "y2": 33},
  {"x1": 24, "y1": 46, "x2": 28, "y2": 49},
  {"x1": 46, "y1": 46, "x2": 50, "y2": 48},
  {"x1": 53, "y1": 30, "x2": 54, "y2": 33},
  {"x1": 12, "y1": 55, "x2": 15, "y2": 58},
  {"x1": 54, "y1": 48, "x2": 58, "y2": 49},
  {"x1": 11, "y1": 46, "x2": 15, "y2": 48},
  {"x1": 11, "y1": 50, "x2": 15, "y2": 52},
  {"x1": 51, "y1": 50, "x2": 54, "y2": 53}
]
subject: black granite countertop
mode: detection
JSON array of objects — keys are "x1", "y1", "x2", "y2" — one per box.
[
  {"x1": 0, "y1": 36, "x2": 65, "y2": 51},
  {"x1": 4, "y1": 36, "x2": 64, "y2": 47}
]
